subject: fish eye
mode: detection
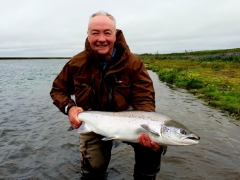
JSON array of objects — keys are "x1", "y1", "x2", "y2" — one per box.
[{"x1": 180, "y1": 129, "x2": 187, "y2": 135}]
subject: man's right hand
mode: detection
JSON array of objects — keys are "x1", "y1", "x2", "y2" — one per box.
[{"x1": 68, "y1": 106, "x2": 83, "y2": 129}]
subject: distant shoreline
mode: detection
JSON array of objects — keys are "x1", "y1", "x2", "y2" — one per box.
[
  {"x1": 1, "y1": 47, "x2": 240, "y2": 60},
  {"x1": 0, "y1": 57, "x2": 71, "y2": 60}
]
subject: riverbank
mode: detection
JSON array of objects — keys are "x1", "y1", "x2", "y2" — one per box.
[{"x1": 140, "y1": 48, "x2": 240, "y2": 121}]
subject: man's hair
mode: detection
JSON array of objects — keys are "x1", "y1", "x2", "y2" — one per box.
[{"x1": 89, "y1": 11, "x2": 116, "y2": 29}]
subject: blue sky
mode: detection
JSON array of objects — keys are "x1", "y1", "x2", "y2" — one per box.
[{"x1": 0, "y1": 0, "x2": 239, "y2": 57}]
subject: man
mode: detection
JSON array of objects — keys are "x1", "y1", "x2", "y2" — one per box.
[{"x1": 50, "y1": 11, "x2": 163, "y2": 180}]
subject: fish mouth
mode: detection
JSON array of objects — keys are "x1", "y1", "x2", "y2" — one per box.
[
  {"x1": 186, "y1": 134, "x2": 200, "y2": 141},
  {"x1": 187, "y1": 136, "x2": 200, "y2": 140}
]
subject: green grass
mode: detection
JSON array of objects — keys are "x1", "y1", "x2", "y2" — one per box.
[
  {"x1": 140, "y1": 48, "x2": 240, "y2": 62},
  {"x1": 140, "y1": 48, "x2": 240, "y2": 120}
]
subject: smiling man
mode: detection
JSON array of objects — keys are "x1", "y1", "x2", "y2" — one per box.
[
  {"x1": 87, "y1": 15, "x2": 116, "y2": 58},
  {"x1": 50, "y1": 11, "x2": 163, "y2": 180}
]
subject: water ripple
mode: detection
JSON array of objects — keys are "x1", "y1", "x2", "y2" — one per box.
[{"x1": 0, "y1": 60, "x2": 239, "y2": 179}]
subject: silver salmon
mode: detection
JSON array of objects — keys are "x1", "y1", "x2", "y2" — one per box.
[{"x1": 77, "y1": 111, "x2": 200, "y2": 146}]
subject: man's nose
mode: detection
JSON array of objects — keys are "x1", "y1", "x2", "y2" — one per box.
[{"x1": 98, "y1": 33, "x2": 106, "y2": 41}]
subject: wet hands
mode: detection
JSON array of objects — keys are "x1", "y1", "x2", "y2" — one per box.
[
  {"x1": 68, "y1": 106, "x2": 83, "y2": 129},
  {"x1": 138, "y1": 133, "x2": 161, "y2": 150}
]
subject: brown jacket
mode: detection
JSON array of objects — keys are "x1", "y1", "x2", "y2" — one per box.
[{"x1": 50, "y1": 30, "x2": 155, "y2": 114}]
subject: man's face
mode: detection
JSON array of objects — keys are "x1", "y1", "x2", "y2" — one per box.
[{"x1": 87, "y1": 16, "x2": 116, "y2": 58}]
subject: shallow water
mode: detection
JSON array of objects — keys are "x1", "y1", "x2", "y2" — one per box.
[{"x1": 0, "y1": 60, "x2": 239, "y2": 179}]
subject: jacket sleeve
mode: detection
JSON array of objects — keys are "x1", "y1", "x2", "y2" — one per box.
[
  {"x1": 50, "y1": 62, "x2": 76, "y2": 114},
  {"x1": 130, "y1": 56, "x2": 155, "y2": 112}
]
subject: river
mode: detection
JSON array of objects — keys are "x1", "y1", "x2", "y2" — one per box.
[{"x1": 0, "y1": 60, "x2": 239, "y2": 179}]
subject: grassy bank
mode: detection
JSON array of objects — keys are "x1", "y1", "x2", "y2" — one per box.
[{"x1": 140, "y1": 48, "x2": 240, "y2": 121}]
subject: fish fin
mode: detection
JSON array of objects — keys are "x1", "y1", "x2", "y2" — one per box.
[
  {"x1": 77, "y1": 122, "x2": 92, "y2": 133},
  {"x1": 102, "y1": 137, "x2": 116, "y2": 141},
  {"x1": 162, "y1": 146, "x2": 168, "y2": 155},
  {"x1": 68, "y1": 126, "x2": 74, "y2": 131},
  {"x1": 112, "y1": 140, "x2": 122, "y2": 148},
  {"x1": 101, "y1": 138, "x2": 122, "y2": 148},
  {"x1": 140, "y1": 124, "x2": 160, "y2": 136}
]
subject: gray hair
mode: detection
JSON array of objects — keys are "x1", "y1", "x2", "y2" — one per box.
[{"x1": 89, "y1": 11, "x2": 116, "y2": 29}]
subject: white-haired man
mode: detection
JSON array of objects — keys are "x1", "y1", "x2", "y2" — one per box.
[{"x1": 50, "y1": 11, "x2": 163, "y2": 180}]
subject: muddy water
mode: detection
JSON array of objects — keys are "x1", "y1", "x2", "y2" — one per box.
[{"x1": 0, "y1": 60, "x2": 239, "y2": 179}]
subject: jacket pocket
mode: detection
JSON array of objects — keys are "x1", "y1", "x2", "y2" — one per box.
[
  {"x1": 74, "y1": 82, "x2": 95, "y2": 110},
  {"x1": 113, "y1": 85, "x2": 131, "y2": 111}
]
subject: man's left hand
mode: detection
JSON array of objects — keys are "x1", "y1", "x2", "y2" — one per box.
[{"x1": 138, "y1": 133, "x2": 161, "y2": 150}]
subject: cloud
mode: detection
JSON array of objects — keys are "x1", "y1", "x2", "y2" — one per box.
[{"x1": 0, "y1": 0, "x2": 239, "y2": 56}]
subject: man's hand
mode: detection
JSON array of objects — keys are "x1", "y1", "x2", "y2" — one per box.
[
  {"x1": 68, "y1": 106, "x2": 83, "y2": 129},
  {"x1": 138, "y1": 133, "x2": 161, "y2": 150}
]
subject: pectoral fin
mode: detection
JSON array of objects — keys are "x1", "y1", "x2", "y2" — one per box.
[
  {"x1": 77, "y1": 122, "x2": 92, "y2": 133},
  {"x1": 141, "y1": 124, "x2": 160, "y2": 136}
]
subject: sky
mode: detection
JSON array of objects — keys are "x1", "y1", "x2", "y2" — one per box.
[{"x1": 0, "y1": 0, "x2": 240, "y2": 57}]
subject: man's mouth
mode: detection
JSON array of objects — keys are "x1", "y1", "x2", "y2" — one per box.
[
  {"x1": 96, "y1": 44, "x2": 108, "y2": 48},
  {"x1": 97, "y1": 46, "x2": 107, "y2": 48}
]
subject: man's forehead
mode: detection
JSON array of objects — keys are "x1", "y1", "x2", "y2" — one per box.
[
  {"x1": 90, "y1": 28, "x2": 113, "y2": 32},
  {"x1": 88, "y1": 16, "x2": 115, "y2": 29}
]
